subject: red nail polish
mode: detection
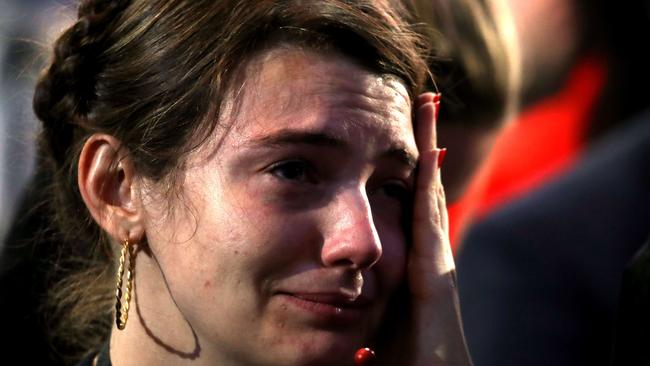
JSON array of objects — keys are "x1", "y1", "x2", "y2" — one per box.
[
  {"x1": 437, "y1": 148, "x2": 447, "y2": 168},
  {"x1": 354, "y1": 347, "x2": 376, "y2": 366},
  {"x1": 433, "y1": 93, "x2": 441, "y2": 103}
]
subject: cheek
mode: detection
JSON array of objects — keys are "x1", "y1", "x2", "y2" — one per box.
[{"x1": 374, "y1": 218, "x2": 407, "y2": 289}]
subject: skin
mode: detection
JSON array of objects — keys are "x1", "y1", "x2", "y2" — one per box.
[
  {"x1": 506, "y1": 0, "x2": 581, "y2": 103},
  {"x1": 78, "y1": 48, "x2": 471, "y2": 365}
]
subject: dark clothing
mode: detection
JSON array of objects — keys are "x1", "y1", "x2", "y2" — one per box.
[
  {"x1": 457, "y1": 110, "x2": 650, "y2": 366},
  {"x1": 0, "y1": 171, "x2": 65, "y2": 365},
  {"x1": 610, "y1": 237, "x2": 650, "y2": 366}
]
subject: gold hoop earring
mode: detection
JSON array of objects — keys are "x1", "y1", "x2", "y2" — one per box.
[{"x1": 115, "y1": 239, "x2": 134, "y2": 330}]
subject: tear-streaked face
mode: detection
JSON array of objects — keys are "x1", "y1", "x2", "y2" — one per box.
[{"x1": 142, "y1": 48, "x2": 417, "y2": 365}]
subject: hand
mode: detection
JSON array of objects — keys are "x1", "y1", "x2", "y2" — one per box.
[
  {"x1": 377, "y1": 93, "x2": 472, "y2": 366},
  {"x1": 410, "y1": 92, "x2": 472, "y2": 365}
]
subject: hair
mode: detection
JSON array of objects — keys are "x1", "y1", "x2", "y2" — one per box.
[
  {"x1": 33, "y1": 0, "x2": 430, "y2": 361},
  {"x1": 406, "y1": 0, "x2": 520, "y2": 128}
]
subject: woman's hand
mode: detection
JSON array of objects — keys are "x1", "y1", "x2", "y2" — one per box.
[
  {"x1": 409, "y1": 92, "x2": 472, "y2": 365},
  {"x1": 376, "y1": 93, "x2": 472, "y2": 366}
]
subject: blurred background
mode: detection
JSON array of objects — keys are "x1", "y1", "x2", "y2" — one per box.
[{"x1": 0, "y1": 0, "x2": 75, "y2": 245}]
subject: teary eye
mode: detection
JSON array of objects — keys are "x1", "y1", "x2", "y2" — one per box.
[
  {"x1": 268, "y1": 160, "x2": 311, "y2": 182},
  {"x1": 377, "y1": 181, "x2": 410, "y2": 202}
]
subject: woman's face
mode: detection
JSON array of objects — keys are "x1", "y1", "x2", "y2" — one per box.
[{"x1": 140, "y1": 48, "x2": 417, "y2": 365}]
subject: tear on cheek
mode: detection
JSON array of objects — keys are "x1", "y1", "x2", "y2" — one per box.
[{"x1": 379, "y1": 242, "x2": 407, "y2": 282}]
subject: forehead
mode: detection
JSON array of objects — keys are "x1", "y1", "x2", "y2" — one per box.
[{"x1": 225, "y1": 48, "x2": 414, "y2": 147}]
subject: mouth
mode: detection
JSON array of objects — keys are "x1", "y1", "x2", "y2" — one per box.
[{"x1": 276, "y1": 291, "x2": 373, "y2": 326}]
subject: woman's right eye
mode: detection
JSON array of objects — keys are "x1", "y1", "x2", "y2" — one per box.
[{"x1": 268, "y1": 160, "x2": 312, "y2": 182}]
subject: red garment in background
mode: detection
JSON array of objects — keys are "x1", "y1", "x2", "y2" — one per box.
[{"x1": 449, "y1": 55, "x2": 607, "y2": 249}]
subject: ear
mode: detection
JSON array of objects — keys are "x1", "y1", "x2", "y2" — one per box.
[{"x1": 78, "y1": 133, "x2": 145, "y2": 244}]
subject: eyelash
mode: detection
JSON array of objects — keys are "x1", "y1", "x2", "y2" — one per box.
[
  {"x1": 376, "y1": 181, "x2": 411, "y2": 202},
  {"x1": 267, "y1": 159, "x2": 314, "y2": 183},
  {"x1": 266, "y1": 159, "x2": 411, "y2": 202}
]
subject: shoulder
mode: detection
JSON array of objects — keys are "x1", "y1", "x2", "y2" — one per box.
[
  {"x1": 463, "y1": 109, "x2": 650, "y2": 253},
  {"x1": 458, "y1": 109, "x2": 650, "y2": 301}
]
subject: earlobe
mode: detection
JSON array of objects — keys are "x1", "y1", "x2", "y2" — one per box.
[{"x1": 78, "y1": 134, "x2": 145, "y2": 244}]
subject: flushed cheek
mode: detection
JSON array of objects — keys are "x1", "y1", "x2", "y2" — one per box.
[{"x1": 374, "y1": 227, "x2": 408, "y2": 289}]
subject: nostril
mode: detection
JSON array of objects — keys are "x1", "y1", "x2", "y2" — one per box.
[
  {"x1": 321, "y1": 226, "x2": 382, "y2": 270},
  {"x1": 328, "y1": 258, "x2": 353, "y2": 266},
  {"x1": 320, "y1": 190, "x2": 382, "y2": 269}
]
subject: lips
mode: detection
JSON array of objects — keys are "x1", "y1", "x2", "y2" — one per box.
[
  {"x1": 285, "y1": 292, "x2": 371, "y2": 309},
  {"x1": 274, "y1": 268, "x2": 377, "y2": 325},
  {"x1": 276, "y1": 291, "x2": 373, "y2": 325}
]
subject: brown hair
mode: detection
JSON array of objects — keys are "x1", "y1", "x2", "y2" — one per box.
[
  {"x1": 407, "y1": 0, "x2": 520, "y2": 127},
  {"x1": 33, "y1": 0, "x2": 430, "y2": 361}
]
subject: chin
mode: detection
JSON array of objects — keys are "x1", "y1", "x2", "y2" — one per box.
[{"x1": 267, "y1": 329, "x2": 365, "y2": 366}]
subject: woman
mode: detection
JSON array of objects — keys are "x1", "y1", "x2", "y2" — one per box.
[{"x1": 33, "y1": 0, "x2": 470, "y2": 364}]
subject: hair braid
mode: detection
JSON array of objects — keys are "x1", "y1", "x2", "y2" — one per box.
[
  {"x1": 33, "y1": 0, "x2": 130, "y2": 163},
  {"x1": 31, "y1": 1, "x2": 132, "y2": 361},
  {"x1": 33, "y1": 0, "x2": 132, "y2": 242}
]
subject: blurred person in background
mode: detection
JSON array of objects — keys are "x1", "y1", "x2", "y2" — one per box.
[
  {"x1": 456, "y1": 0, "x2": 650, "y2": 365},
  {"x1": 406, "y1": 0, "x2": 520, "y2": 206},
  {"x1": 449, "y1": 0, "x2": 650, "y2": 244}
]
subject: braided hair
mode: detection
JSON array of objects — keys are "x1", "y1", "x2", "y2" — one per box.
[
  {"x1": 32, "y1": 0, "x2": 430, "y2": 360},
  {"x1": 33, "y1": 1, "x2": 133, "y2": 360}
]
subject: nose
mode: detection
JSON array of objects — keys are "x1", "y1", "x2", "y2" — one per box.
[{"x1": 320, "y1": 188, "x2": 382, "y2": 269}]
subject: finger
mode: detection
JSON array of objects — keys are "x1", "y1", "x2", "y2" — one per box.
[
  {"x1": 431, "y1": 95, "x2": 440, "y2": 151},
  {"x1": 411, "y1": 149, "x2": 443, "y2": 256},
  {"x1": 411, "y1": 148, "x2": 454, "y2": 286},
  {"x1": 434, "y1": 151, "x2": 455, "y2": 284},
  {"x1": 436, "y1": 149, "x2": 449, "y2": 234},
  {"x1": 417, "y1": 92, "x2": 437, "y2": 107},
  {"x1": 415, "y1": 102, "x2": 436, "y2": 152},
  {"x1": 415, "y1": 94, "x2": 440, "y2": 153}
]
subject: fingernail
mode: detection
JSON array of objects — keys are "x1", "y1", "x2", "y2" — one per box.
[
  {"x1": 433, "y1": 93, "x2": 442, "y2": 103},
  {"x1": 437, "y1": 148, "x2": 447, "y2": 168}
]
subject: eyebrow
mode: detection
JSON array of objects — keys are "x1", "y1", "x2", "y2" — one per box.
[
  {"x1": 383, "y1": 148, "x2": 417, "y2": 170},
  {"x1": 247, "y1": 128, "x2": 417, "y2": 170},
  {"x1": 247, "y1": 129, "x2": 346, "y2": 148}
]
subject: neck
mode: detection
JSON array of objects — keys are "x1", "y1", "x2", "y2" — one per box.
[{"x1": 108, "y1": 251, "x2": 221, "y2": 365}]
